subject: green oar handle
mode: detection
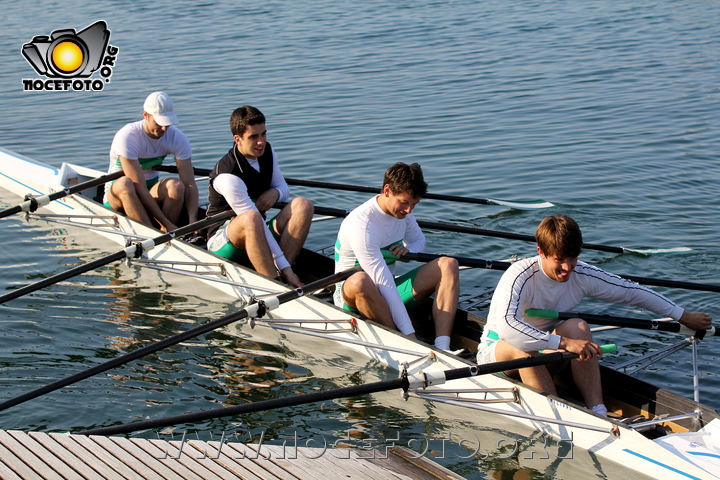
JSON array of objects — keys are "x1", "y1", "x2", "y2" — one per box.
[
  {"x1": 525, "y1": 308, "x2": 561, "y2": 320},
  {"x1": 539, "y1": 344, "x2": 617, "y2": 355}
]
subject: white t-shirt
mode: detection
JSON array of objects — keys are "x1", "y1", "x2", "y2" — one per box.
[
  {"x1": 104, "y1": 120, "x2": 192, "y2": 201},
  {"x1": 334, "y1": 196, "x2": 425, "y2": 335}
]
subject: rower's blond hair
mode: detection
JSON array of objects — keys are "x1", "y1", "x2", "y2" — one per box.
[{"x1": 535, "y1": 215, "x2": 583, "y2": 259}]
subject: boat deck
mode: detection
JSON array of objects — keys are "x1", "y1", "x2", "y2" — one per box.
[{"x1": 0, "y1": 429, "x2": 465, "y2": 480}]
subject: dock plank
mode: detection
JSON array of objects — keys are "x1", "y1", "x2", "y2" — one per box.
[
  {"x1": 221, "y1": 442, "x2": 302, "y2": 480},
  {"x1": 131, "y1": 437, "x2": 225, "y2": 480},
  {"x1": 50, "y1": 432, "x2": 144, "y2": 480},
  {"x1": 154, "y1": 439, "x2": 267, "y2": 480},
  {"x1": 183, "y1": 439, "x2": 284, "y2": 480},
  {"x1": 95, "y1": 435, "x2": 196, "y2": 480},
  {"x1": 90, "y1": 434, "x2": 183, "y2": 479},
  {"x1": 1, "y1": 430, "x2": 465, "y2": 479},
  {"x1": 0, "y1": 430, "x2": 65, "y2": 480},
  {"x1": 0, "y1": 441, "x2": 29, "y2": 480},
  {"x1": 10, "y1": 430, "x2": 104, "y2": 480}
]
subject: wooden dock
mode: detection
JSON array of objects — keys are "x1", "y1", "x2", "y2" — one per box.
[{"x1": 0, "y1": 430, "x2": 465, "y2": 479}]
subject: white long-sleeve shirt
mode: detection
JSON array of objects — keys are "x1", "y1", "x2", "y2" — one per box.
[
  {"x1": 482, "y1": 255, "x2": 684, "y2": 352},
  {"x1": 334, "y1": 196, "x2": 426, "y2": 335}
]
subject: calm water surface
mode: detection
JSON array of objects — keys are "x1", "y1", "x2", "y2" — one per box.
[{"x1": 0, "y1": 1, "x2": 719, "y2": 478}]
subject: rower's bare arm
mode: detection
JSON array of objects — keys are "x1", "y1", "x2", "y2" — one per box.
[
  {"x1": 118, "y1": 156, "x2": 176, "y2": 232},
  {"x1": 176, "y1": 158, "x2": 198, "y2": 223},
  {"x1": 255, "y1": 188, "x2": 280, "y2": 213},
  {"x1": 679, "y1": 311, "x2": 712, "y2": 330}
]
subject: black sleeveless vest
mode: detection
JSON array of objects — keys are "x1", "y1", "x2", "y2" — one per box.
[{"x1": 206, "y1": 142, "x2": 275, "y2": 238}]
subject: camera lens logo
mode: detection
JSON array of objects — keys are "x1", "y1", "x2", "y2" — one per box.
[{"x1": 22, "y1": 21, "x2": 120, "y2": 91}]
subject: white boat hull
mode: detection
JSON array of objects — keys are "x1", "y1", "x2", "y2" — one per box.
[{"x1": 0, "y1": 147, "x2": 717, "y2": 480}]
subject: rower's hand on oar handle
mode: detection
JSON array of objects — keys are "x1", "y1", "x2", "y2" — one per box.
[
  {"x1": 159, "y1": 221, "x2": 179, "y2": 233},
  {"x1": 280, "y1": 267, "x2": 303, "y2": 288},
  {"x1": 388, "y1": 243, "x2": 409, "y2": 260},
  {"x1": 558, "y1": 337, "x2": 602, "y2": 360},
  {"x1": 679, "y1": 311, "x2": 713, "y2": 331}
]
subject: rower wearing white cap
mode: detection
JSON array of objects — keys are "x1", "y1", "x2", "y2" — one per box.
[{"x1": 104, "y1": 91, "x2": 198, "y2": 232}]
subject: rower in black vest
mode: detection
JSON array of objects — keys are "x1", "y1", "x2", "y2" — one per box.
[
  {"x1": 205, "y1": 105, "x2": 314, "y2": 288},
  {"x1": 206, "y1": 141, "x2": 275, "y2": 239}
]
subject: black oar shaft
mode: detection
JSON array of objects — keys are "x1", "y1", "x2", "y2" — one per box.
[
  {"x1": 154, "y1": 166, "x2": 500, "y2": 207},
  {"x1": 285, "y1": 178, "x2": 503, "y2": 206},
  {"x1": 402, "y1": 252, "x2": 513, "y2": 272},
  {"x1": 401, "y1": 252, "x2": 720, "y2": 294},
  {"x1": 528, "y1": 310, "x2": 719, "y2": 337},
  {"x1": 0, "y1": 211, "x2": 232, "y2": 305},
  {"x1": 77, "y1": 351, "x2": 576, "y2": 436},
  {"x1": 0, "y1": 170, "x2": 125, "y2": 220},
  {"x1": 620, "y1": 275, "x2": 720, "y2": 294},
  {"x1": 0, "y1": 266, "x2": 362, "y2": 414},
  {"x1": 415, "y1": 220, "x2": 624, "y2": 254},
  {"x1": 284, "y1": 204, "x2": 626, "y2": 256},
  {"x1": 0, "y1": 250, "x2": 128, "y2": 304}
]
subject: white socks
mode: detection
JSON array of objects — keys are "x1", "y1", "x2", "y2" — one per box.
[
  {"x1": 434, "y1": 335, "x2": 451, "y2": 351},
  {"x1": 590, "y1": 404, "x2": 608, "y2": 416}
]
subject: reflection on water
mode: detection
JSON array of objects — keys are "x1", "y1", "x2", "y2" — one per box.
[{"x1": 3, "y1": 1, "x2": 720, "y2": 477}]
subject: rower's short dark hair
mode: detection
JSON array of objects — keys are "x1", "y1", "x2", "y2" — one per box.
[
  {"x1": 535, "y1": 215, "x2": 583, "y2": 259},
  {"x1": 230, "y1": 105, "x2": 265, "y2": 137},
  {"x1": 383, "y1": 163, "x2": 428, "y2": 199}
]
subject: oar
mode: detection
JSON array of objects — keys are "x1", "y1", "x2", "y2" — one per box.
[
  {"x1": 399, "y1": 252, "x2": 720, "y2": 294},
  {"x1": 401, "y1": 252, "x2": 513, "y2": 272},
  {"x1": 76, "y1": 348, "x2": 602, "y2": 436},
  {"x1": 0, "y1": 170, "x2": 124, "y2": 220},
  {"x1": 153, "y1": 165, "x2": 554, "y2": 210},
  {"x1": 302, "y1": 205, "x2": 717, "y2": 293},
  {"x1": 0, "y1": 266, "x2": 363, "y2": 414},
  {"x1": 282, "y1": 178, "x2": 555, "y2": 210},
  {"x1": 284, "y1": 203, "x2": 686, "y2": 258},
  {"x1": 525, "y1": 309, "x2": 719, "y2": 337},
  {"x1": 153, "y1": 168, "x2": 682, "y2": 255},
  {"x1": 0, "y1": 211, "x2": 233, "y2": 305}
]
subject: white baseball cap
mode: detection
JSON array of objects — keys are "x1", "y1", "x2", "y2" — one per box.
[{"x1": 143, "y1": 92, "x2": 179, "y2": 126}]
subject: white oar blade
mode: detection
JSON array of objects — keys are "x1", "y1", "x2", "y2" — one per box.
[
  {"x1": 625, "y1": 247, "x2": 693, "y2": 255},
  {"x1": 486, "y1": 198, "x2": 556, "y2": 210}
]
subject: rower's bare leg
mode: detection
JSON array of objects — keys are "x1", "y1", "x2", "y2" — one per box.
[
  {"x1": 494, "y1": 340, "x2": 559, "y2": 394},
  {"x1": 554, "y1": 318, "x2": 604, "y2": 409},
  {"x1": 341, "y1": 272, "x2": 398, "y2": 331},
  {"x1": 227, "y1": 210, "x2": 278, "y2": 278},
  {"x1": 108, "y1": 177, "x2": 154, "y2": 227},
  {"x1": 273, "y1": 197, "x2": 314, "y2": 264},
  {"x1": 152, "y1": 178, "x2": 185, "y2": 225},
  {"x1": 411, "y1": 256, "x2": 459, "y2": 337}
]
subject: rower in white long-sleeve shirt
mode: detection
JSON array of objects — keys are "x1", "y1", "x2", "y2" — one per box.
[
  {"x1": 478, "y1": 215, "x2": 712, "y2": 417},
  {"x1": 333, "y1": 162, "x2": 459, "y2": 351}
]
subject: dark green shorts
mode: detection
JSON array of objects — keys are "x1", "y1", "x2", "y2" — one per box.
[
  {"x1": 208, "y1": 215, "x2": 281, "y2": 265},
  {"x1": 342, "y1": 266, "x2": 427, "y2": 313}
]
